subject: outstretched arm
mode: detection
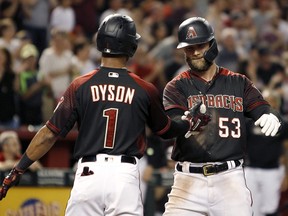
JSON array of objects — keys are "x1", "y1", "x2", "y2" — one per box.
[
  {"x1": 0, "y1": 126, "x2": 58, "y2": 200},
  {"x1": 23, "y1": 126, "x2": 58, "y2": 162}
]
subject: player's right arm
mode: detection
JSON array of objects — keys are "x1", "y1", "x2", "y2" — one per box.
[
  {"x1": 0, "y1": 74, "x2": 82, "y2": 201},
  {"x1": 139, "y1": 78, "x2": 190, "y2": 139},
  {"x1": 21, "y1": 126, "x2": 57, "y2": 163},
  {"x1": 0, "y1": 125, "x2": 57, "y2": 200}
]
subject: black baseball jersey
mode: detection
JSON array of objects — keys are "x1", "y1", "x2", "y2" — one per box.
[
  {"x1": 46, "y1": 67, "x2": 182, "y2": 159},
  {"x1": 163, "y1": 67, "x2": 271, "y2": 162}
]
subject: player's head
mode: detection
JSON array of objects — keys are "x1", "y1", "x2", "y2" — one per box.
[
  {"x1": 96, "y1": 14, "x2": 141, "y2": 58},
  {"x1": 177, "y1": 17, "x2": 218, "y2": 64}
]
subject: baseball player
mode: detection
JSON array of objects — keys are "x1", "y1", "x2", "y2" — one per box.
[
  {"x1": 0, "y1": 14, "x2": 195, "y2": 216},
  {"x1": 162, "y1": 17, "x2": 282, "y2": 216}
]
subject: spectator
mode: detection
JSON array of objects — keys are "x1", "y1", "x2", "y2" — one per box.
[
  {"x1": 71, "y1": 39, "x2": 97, "y2": 78},
  {"x1": 250, "y1": 0, "x2": 278, "y2": 38},
  {"x1": 39, "y1": 29, "x2": 73, "y2": 121},
  {"x1": 149, "y1": 21, "x2": 169, "y2": 50},
  {"x1": 255, "y1": 47, "x2": 285, "y2": 90},
  {"x1": 229, "y1": 9, "x2": 257, "y2": 58},
  {"x1": 258, "y1": 10, "x2": 286, "y2": 57},
  {"x1": 72, "y1": 0, "x2": 104, "y2": 40},
  {"x1": 17, "y1": 43, "x2": 47, "y2": 127},
  {"x1": 50, "y1": 0, "x2": 76, "y2": 34},
  {"x1": 22, "y1": 0, "x2": 57, "y2": 55},
  {"x1": 99, "y1": 0, "x2": 131, "y2": 25},
  {"x1": 245, "y1": 89, "x2": 288, "y2": 216},
  {"x1": 216, "y1": 27, "x2": 245, "y2": 72},
  {"x1": 0, "y1": 131, "x2": 42, "y2": 171},
  {"x1": 0, "y1": 18, "x2": 22, "y2": 68},
  {"x1": 0, "y1": 47, "x2": 19, "y2": 129},
  {"x1": 0, "y1": 0, "x2": 25, "y2": 30},
  {"x1": 128, "y1": 44, "x2": 166, "y2": 93}
]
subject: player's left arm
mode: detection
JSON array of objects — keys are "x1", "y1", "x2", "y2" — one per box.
[{"x1": 244, "y1": 78, "x2": 281, "y2": 137}]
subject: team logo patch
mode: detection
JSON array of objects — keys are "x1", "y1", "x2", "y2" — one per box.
[
  {"x1": 186, "y1": 27, "x2": 197, "y2": 39},
  {"x1": 108, "y1": 72, "x2": 119, "y2": 78}
]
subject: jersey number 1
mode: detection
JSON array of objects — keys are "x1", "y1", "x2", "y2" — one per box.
[{"x1": 103, "y1": 108, "x2": 119, "y2": 148}]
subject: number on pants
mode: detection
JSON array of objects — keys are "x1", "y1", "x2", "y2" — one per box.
[
  {"x1": 103, "y1": 108, "x2": 118, "y2": 148},
  {"x1": 219, "y1": 117, "x2": 241, "y2": 138}
]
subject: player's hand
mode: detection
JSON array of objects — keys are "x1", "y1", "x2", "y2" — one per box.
[
  {"x1": 0, "y1": 167, "x2": 24, "y2": 201},
  {"x1": 254, "y1": 113, "x2": 281, "y2": 136},
  {"x1": 182, "y1": 100, "x2": 211, "y2": 138}
]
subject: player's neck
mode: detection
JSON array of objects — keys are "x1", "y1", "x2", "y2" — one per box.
[
  {"x1": 200, "y1": 64, "x2": 218, "y2": 82},
  {"x1": 101, "y1": 56, "x2": 128, "y2": 69}
]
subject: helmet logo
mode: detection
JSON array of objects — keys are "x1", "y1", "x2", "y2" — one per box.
[{"x1": 186, "y1": 27, "x2": 197, "y2": 39}]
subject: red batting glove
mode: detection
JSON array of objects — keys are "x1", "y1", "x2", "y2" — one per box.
[
  {"x1": 0, "y1": 167, "x2": 23, "y2": 200},
  {"x1": 182, "y1": 100, "x2": 212, "y2": 138}
]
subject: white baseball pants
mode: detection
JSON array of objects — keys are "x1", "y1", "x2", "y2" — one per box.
[
  {"x1": 65, "y1": 154, "x2": 143, "y2": 216},
  {"x1": 163, "y1": 164, "x2": 253, "y2": 216}
]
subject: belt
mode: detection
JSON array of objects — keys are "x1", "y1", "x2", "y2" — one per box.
[
  {"x1": 176, "y1": 160, "x2": 241, "y2": 176},
  {"x1": 81, "y1": 155, "x2": 137, "y2": 165}
]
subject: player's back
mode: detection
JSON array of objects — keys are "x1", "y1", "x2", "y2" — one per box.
[{"x1": 72, "y1": 67, "x2": 168, "y2": 159}]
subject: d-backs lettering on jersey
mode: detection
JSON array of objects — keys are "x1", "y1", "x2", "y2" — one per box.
[
  {"x1": 187, "y1": 94, "x2": 243, "y2": 112},
  {"x1": 46, "y1": 67, "x2": 172, "y2": 159},
  {"x1": 163, "y1": 67, "x2": 270, "y2": 162}
]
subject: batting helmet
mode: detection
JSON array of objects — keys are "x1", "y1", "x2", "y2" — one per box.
[
  {"x1": 96, "y1": 14, "x2": 141, "y2": 57},
  {"x1": 177, "y1": 17, "x2": 218, "y2": 62}
]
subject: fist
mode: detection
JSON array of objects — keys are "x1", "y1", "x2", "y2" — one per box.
[
  {"x1": 182, "y1": 100, "x2": 212, "y2": 138},
  {"x1": 255, "y1": 113, "x2": 281, "y2": 136},
  {"x1": 0, "y1": 168, "x2": 23, "y2": 200}
]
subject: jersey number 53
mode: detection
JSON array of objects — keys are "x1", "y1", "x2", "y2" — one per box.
[{"x1": 219, "y1": 117, "x2": 241, "y2": 138}]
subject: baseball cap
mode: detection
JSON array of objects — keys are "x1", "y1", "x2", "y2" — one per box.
[{"x1": 20, "y1": 44, "x2": 38, "y2": 59}]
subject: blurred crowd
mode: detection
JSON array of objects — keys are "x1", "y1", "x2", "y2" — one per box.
[
  {"x1": 0, "y1": 0, "x2": 288, "y2": 131},
  {"x1": 0, "y1": 0, "x2": 288, "y2": 129},
  {"x1": 1, "y1": 0, "x2": 288, "y2": 214}
]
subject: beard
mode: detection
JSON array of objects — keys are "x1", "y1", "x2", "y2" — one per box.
[{"x1": 186, "y1": 55, "x2": 212, "y2": 73}]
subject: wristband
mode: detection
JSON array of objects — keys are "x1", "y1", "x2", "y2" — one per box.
[{"x1": 15, "y1": 153, "x2": 35, "y2": 171}]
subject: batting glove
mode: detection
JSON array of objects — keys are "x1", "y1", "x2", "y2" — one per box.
[
  {"x1": 0, "y1": 167, "x2": 23, "y2": 200},
  {"x1": 254, "y1": 113, "x2": 281, "y2": 136},
  {"x1": 182, "y1": 100, "x2": 211, "y2": 138}
]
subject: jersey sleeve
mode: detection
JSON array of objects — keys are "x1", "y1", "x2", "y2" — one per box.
[
  {"x1": 163, "y1": 78, "x2": 188, "y2": 111},
  {"x1": 143, "y1": 82, "x2": 171, "y2": 135},
  {"x1": 145, "y1": 83, "x2": 189, "y2": 137},
  {"x1": 244, "y1": 77, "x2": 270, "y2": 120},
  {"x1": 46, "y1": 81, "x2": 78, "y2": 137}
]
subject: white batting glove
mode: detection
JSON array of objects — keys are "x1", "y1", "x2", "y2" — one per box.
[{"x1": 254, "y1": 113, "x2": 281, "y2": 136}]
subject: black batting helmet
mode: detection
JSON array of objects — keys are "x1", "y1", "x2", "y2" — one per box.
[
  {"x1": 96, "y1": 14, "x2": 141, "y2": 57},
  {"x1": 177, "y1": 17, "x2": 218, "y2": 62}
]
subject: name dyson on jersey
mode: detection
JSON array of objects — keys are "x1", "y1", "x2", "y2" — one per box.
[
  {"x1": 188, "y1": 94, "x2": 243, "y2": 112},
  {"x1": 91, "y1": 84, "x2": 135, "y2": 104}
]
